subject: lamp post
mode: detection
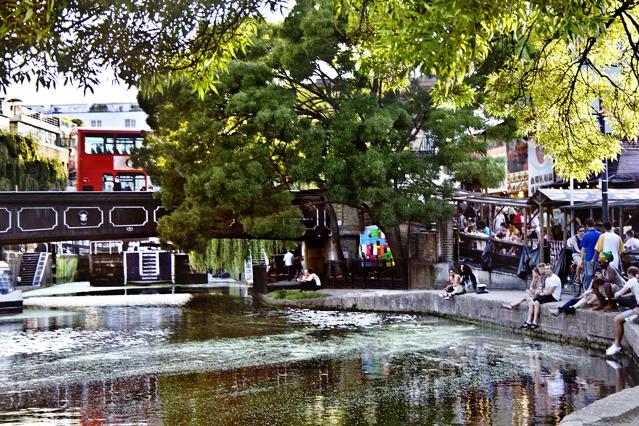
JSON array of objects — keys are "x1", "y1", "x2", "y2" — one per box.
[{"x1": 597, "y1": 100, "x2": 609, "y2": 223}]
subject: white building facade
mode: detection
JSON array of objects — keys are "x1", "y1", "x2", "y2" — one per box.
[
  {"x1": 0, "y1": 99, "x2": 72, "y2": 174},
  {"x1": 23, "y1": 102, "x2": 150, "y2": 130}
]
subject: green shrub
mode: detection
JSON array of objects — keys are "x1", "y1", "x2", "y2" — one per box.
[{"x1": 56, "y1": 255, "x2": 78, "y2": 283}]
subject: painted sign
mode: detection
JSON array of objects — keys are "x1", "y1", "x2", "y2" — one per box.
[{"x1": 528, "y1": 141, "x2": 554, "y2": 195}]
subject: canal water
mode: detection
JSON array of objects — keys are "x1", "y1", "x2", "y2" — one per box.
[{"x1": 0, "y1": 291, "x2": 637, "y2": 425}]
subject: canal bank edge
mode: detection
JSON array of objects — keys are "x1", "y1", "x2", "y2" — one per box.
[
  {"x1": 254, "y1": 289, "x2": 639, "y2": 426},
  {"x1": 559, "y1": 386, "x2": 639, "y2": 425}
]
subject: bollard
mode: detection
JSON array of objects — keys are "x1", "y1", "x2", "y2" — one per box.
[{"x1": 252, "y1": 265, "x2": 268, "y2": 294}]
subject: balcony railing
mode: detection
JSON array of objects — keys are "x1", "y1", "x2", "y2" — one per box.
[{"x1": 12, "y1": 106, "x2": 60, "y2": 127}]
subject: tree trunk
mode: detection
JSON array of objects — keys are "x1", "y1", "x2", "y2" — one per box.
[
  {"x1": 381, "y1": 224, "x2": 410, "y2": 288},
  {"x1": 325, "y1": 199, "x2": 346, "y2": 263},
  {"x1": 323, "y1": 193, "x2": 346, "y2": 279}
]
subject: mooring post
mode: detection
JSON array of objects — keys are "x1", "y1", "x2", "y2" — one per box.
[{"x1": 252, "y1": 264, "x2": 268, "y2": 294}]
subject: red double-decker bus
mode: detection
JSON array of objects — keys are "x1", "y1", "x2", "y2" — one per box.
[{"x1": 72, "y1": 128, "x2": 150, "y2": 191}]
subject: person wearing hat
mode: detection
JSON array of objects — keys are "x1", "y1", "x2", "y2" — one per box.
[{"x1": 592, "y1": 251, "x2": 626, "y2": 311}]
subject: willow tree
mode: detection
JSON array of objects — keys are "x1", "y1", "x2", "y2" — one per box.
[
  {"x1": 342, "y1": 0, "x2": 639, "y2": 181},
  {"x1": 0, "y1": 131, "x2": 66, "y2": 190},
  {"x1": 137, "y1": 0, "x2": 503, "y2": 285}
]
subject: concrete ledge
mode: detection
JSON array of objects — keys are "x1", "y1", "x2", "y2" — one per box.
[{"x1": 559, "y1": 386, "x2": 639, "y2": 425}]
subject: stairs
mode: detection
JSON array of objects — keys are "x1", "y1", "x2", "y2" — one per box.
[
  {"x1": 139, "y1": 252, "x2": 160, "y2": 279},
  {"x1": 18, "y1": 252, "x2": 49, "y2": 287}
]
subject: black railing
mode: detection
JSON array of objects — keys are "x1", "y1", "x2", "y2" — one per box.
[
  {"x1": 323, "y1": 259, "x2": 405, "y2": 289},
  {"x1": 458, "y1": 233, "x2": 523, "y2": 273}
]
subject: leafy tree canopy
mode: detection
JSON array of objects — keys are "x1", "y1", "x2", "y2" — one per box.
[
  {"x1": 136, "y1": 0, "x2": 503, "y2": 271},
  {"x1": 342, "y1": 0, "x2": 639, "y2": 180},
  {"x1": 0, "y1": 0, "x2": 278, "y2": 95}
]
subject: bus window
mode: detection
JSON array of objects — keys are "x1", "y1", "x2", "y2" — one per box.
[
  {"x1": 117, "y1": 173, "x2": 147, "y2": 191},
  {"x1": 102, "y1": 174, "x2": 114, "y2": 191},
  {"x1": 85, "y1": 135, "x2": 105, "y2": 154},
  {"x1": 103, "y1": 137, "x2": 114, "y2": 154},
  {"x1": 135, "y1": 174, "x2": 146, "y2": 190},
  {"x1": 115, "y1": 136, "x2": 136, "y2": 155}
]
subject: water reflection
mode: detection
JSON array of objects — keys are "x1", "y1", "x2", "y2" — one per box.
[{"x1": 0, "y1": 294, "x2": 636, "y2": 425}]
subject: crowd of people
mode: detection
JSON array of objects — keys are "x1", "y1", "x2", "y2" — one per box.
[
  {"x1": 458, "y1": 204, "x2": 545, "y2": 258},
  {"x1": 492, "y1": 217, "x2": 639, "y2": 356},
  {"x1": 459, "y1": 205, "x2": 531, "y2": 238},
  {"x1": 452, "y1": 213, "x2": 639, "y2": 357}
]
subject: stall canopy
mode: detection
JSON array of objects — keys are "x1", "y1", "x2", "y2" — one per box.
[
  {"x1": 528, "y1": 188, "x2": 639, "y2": 208},
  {"x1": 452, "y1": 191, "x2": 529, "y2": 208}
]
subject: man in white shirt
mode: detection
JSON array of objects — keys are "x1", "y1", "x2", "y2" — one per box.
[
  {"x1": 624, "y1": 229, "x2": 639, "y2": 251},
  {"x1": 613, "y1": 266, "x2": 639, "y2": 308},
  {"x1": 522, "y1": 264, "x2": 561, "y2": 329},
  {"x1": 594, "y1": 222, "x2": 624, "y2": 271},
  {"x1": 283, "y1": 250, "x2": 295, "y2": 280}
]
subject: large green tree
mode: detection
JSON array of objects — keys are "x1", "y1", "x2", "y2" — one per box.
[
  {"x1": 342, "y1": 0, "x2": 639, "y2": 181},
  {"x1": 137, "y1": 0, "x2": 503, "y2": 283}
]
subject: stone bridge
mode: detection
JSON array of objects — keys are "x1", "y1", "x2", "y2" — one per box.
[{"x1": 0, "y1": 190, "x2": 329, "y2": 244}]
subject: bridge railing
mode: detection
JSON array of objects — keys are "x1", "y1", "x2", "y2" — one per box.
[{"x1": 323, "y1": 259, "x2": 405, "y2": 289}]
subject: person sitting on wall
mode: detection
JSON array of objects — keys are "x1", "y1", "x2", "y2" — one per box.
[
  {"x1": 592, "y1": 251, "x2": 626, "y2": 311},
  {"x1": 461, "y1": 264, "x2": 478, "y2": 292},
  {"x1": 444, "y1": 281, "x2": 466, "y2": 300},
  {"x1": 502, "y1": 264, "x2": 544, "y2": 310},
  {"x1": 606, "y1": 273, "x2": 639, "y2": 355},
  {"x1": 606, "y1": 307, "x2": 639, "y2": 356},
  {"x1": 521, "y1": 263, "x2": 561, "y2": 329},
  {"x1": 549, "y1": 277, "x2": 602, "y2": 317},
  {"x1": 297, "y1": 268, "x2": 321, "y2": 291},
  {"x1": 612, "y1": 266, "x2": 639, "y2": 309},
  {"x1": 440, "y1": 268, "x2": 462, "y2": 297}
]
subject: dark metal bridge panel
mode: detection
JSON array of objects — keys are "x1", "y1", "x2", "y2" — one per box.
[{"x1": 0, "y1": 190, "x2": 329, "y2": 244}]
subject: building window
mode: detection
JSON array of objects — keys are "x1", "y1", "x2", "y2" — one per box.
[
  {"x1": 90, "y1": 119, "x2": 102, "y2": 127},
  {"x1": 124, "y1": 119, "x2": 136, "y2": 128}
]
